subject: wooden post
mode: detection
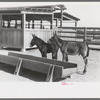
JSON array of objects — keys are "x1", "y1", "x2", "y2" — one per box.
[
  {"x1": 75, "y1": 22, "x2": 77, "y2": 27},
  {"x1": 56, "y1": 19, "x2": 58, "y2": 27},
  {"x1": 2, "y1": 20, "x2": 5, "y2": 28},
  {"x1": 40, "y1": 20, "x2": 42, "y2": 29},
  {"x1": 15, "y1": 20, "x2": 17, "y2": 28},
  {"x1": 14, "y1": 58, "x2": 22, "y2": 75},
  {"x1": 32, "y1": 20, "x2": 34, "y2": 29},
  {"x1": 28, "y1": 20, "x2": 30, "y2": 29},
  {"x1": 0, "y1": 14, "x2": 3, "y2": 49},
  {"x1": 50, "y1": 13, "x2": 54, "y2": 29},
  {"x1": 60, "y1": 8, "x2": 63, "y2": 28},
  {"x1": 21, "y1": 13, "x2": 26, "y2": 52},
  {"x1": 46, "y1": 65, "x2": 54, "y2": 82},
  {"x1": 84, "y1": 27, "x2": 87, "y2": 42},
  {"x1": 8, "y1": 20, "x2": 10, "y2": 28}
]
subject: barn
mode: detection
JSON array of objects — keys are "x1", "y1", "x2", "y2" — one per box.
[{"x1": 0, "y1": 4, "x2": 80, "y2": 51}]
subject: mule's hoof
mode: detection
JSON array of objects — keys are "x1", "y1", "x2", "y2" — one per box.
[
  {"x1": 76, "y1": 71, "x2": 84, "y2": 75},
  {"x1": 83, "y1": 70, "x2": 87, "y2": 74},
  {"x1": 67, "y1": 76, "x2": 71, "y2": 78}
]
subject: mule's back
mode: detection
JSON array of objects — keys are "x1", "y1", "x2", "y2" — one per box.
[{"x1": 64, "y1": 42, "x2": 79, "y2": 55}]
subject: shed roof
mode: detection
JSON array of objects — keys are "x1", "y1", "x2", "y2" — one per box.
[
  {"x1": 0, "y1": 5, "x2": 80, "y2": 22},
  {"x1": 54, "y1": 12, "x2": 80, "y2": 21},
  {"x1": 0, "y1": 4, "x2": 66, "y2": 13}
]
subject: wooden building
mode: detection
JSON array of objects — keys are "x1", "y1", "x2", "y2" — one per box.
[{"x1": 0, "y1": 4, "x2": 80, "y2": 51}]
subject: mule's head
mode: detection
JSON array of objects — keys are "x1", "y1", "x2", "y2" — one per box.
[
  {"x1": 30, "y1": 34, "x2": 37, "y2": 47},
  {"x1": 47, "y1": 31, "x2": 58, "y2": 44},
  {"x1": 47, "y1": 36, "x2": 54, "y2": 44},
  {"x1": 53, "y1": 31, "x2": 58, "y2": 40}
]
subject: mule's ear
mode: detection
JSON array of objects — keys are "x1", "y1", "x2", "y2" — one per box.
[
  {"x1": 53, "y1": 31, "x2": 56, "y2": 35},
  {"x1": 53, "y1": 32, "x2": 55, "y2": 35},
  {"x1": 54, "y1": 31, "x2": 57, "y2": 36},
  {"x1": 32, "y1": 34, "x2": 35, "y2": 37}
]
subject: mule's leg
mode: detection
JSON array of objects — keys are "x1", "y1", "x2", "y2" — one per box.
[
  {"x1": 52, "y1": 51, "x2": 57, "y2": 60},
  {"x1": 83, "y1": 57, "x2": 88, "y2": 74},
  {"x1": 62, "y1": 53, "x2": 68, "y2": 62},
  {"x1": 77, "y1": 56, "x2": 88, "y2": 75},
  {"x1": 78, "y1": 45, "x2": 88, "y2": 74},
  {"x1": 76, "y1": 56, "x2": 88, "y2": 75},
  {"x1": 52, "y1": 48, "x2": 59, "y2": 60},
  {"x1": 41, "y1": 52, "x2": 47, "y2": 58}
]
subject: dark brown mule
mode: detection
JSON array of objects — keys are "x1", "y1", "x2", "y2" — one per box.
[
  {"x1": 47, "y1": 35, "x2": 59, "y2": 59},
  {"x1": 52, "y1": 33, "x2": 89, "y2": 74},
  {"x1": 30, "y1": 34, "x2": 59, "y2": 59}
]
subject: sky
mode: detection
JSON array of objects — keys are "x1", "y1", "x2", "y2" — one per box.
[{"x1": 0, "y1": 2, "x2": 100, "y2": 27}]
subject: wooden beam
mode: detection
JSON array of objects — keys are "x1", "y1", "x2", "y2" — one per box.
[
  {"x1": 40, "y1": 20, "x2": 42, "y2": 29},
  {"x1": 56, "y1": 19, "x2": 58, "y2": 27},
  {"x1": 84, "y1": 27, "x2": 87, "y2": 42},
  {"x1": 75, "y1": 21, "x2": 77, "y2": 27},
  {"x1": 21, "y1": 11, "x2": 52, "y2": 15},
  {"x1": 50, "y1": 13, "x2": 54, "y2": 29},
  {"x1": 0, "y1": 14, "x2": 2, "y2": 48},
  {"x1": 32, "y1": 20, "x2": 34, "y2": 29},
  {"x1": 14, "y1": 58, "x2": 22, "y2": 75},
  {"x1": 46, "y1": 65, "x2": 55, "y2": 82},
  {"x1": 60, "y1": 8, "x2": 63, "y2": 28},
  {"x1": 21, "y1": 13, "x2": 26, "y2": 52},
  {"x1": 63, "y1": 15, "x2": 77, "y2": 22}
]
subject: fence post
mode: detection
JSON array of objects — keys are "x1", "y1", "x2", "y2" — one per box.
[{"x1": 84, "y1": 27, "x2": 87, "y2": 42}]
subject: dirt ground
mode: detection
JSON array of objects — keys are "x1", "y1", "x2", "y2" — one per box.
[{"x1": 0, "y1": 47, "x2": 100, "y2": 82}]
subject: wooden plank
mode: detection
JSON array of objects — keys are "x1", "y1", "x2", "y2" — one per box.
[
  {"x1": 1, "y1": 29, "x2": 23, "y2": 48},
  {"x1": 87, "y1": 41, "x2": 100, "y2": 45},
  {"x1": 58, "y1": 35, "x2": 84, "y2": 39},
  {"x1": 0, "y1": 14, "x2": 2, "y2": 47},
  {"x1": 87, "y1": 32, "x2": 100, "y2": 35},
  {"x1": 59, "y1": 27, "x2": 85, "y2": 29},
  {"x1": 14, "y1": 58, "x2": 23, "y2": 75},
  {"x1": 22, "y1": 59, "x2": 63, "y2": 81},
  {"x1": 46, "y1": 65, "x2": 55, "y2": 82},
  {"x1": 58, "y1": 31, "x2": 77, "y2": 33},
  {"x1": 59, "y1": 27, "x2": 100, "y2": 30},
  {"x1": 0, "y1": 54, "x2": 19, "y2": 66},
  {"x1": 93, "y1": 36, "x2": 100, "y2": 39},
  {"x1": 8, "y1": 52, "x2": 77, "y2": 81},
  {"x1": 8, "y1": 52, "x2": 77, "y2": 69},
  {"x1": 22, "y1": 13, "x2": 26, "y2": 51},
  {"x1": 84, "y1": 27, "x2": 87, "y2": 42},
  {"x1": 22, "y1": 59, "x2": 51, "y2": 74}
]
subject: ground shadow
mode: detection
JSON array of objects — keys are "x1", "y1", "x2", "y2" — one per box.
[{"x1": 0, "y1": 63, "x2": 15, "y2": 74}]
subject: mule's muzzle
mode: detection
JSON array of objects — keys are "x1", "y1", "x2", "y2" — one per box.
[{"x1": 30, "y1": 44, "x2": 33, "y2": 47}]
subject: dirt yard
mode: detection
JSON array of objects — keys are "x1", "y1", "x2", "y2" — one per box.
[{"x1": 0, "y1": 47, "x2": 100, "y2": 82}]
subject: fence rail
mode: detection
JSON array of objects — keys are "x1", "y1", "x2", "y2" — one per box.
[{"x1": 57, "y1": 27, "x2": 100, "y2": 45}]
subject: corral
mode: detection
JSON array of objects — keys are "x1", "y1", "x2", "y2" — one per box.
[{"x1": 0, "y1": 4, "x2": 100, "y2": 82}]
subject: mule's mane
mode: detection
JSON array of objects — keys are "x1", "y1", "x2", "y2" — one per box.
[
  {"x1": 54, "y1": 34, "x2": 63, "y2": 47},
  {"x1": 35, "y1": 36, "x2": 46, "y2": 44}
]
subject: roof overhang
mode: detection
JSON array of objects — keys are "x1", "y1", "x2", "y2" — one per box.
[
  {"x1": 0, "y1": 4, "x2": 67, "y2": 14},
  {"x1": 54, "y1": 12, "x2": 80, "y2": 22}
]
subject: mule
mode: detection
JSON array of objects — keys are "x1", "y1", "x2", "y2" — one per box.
[
  {"x1": 30, "y1": 34, "x2": 59, "y2": 59},
  {"x1": 52, "y1": 33, "x2": 89, "y2": 74},
  {"x1": 47, "y1": 35, "x2": 59, "y2": 59}
]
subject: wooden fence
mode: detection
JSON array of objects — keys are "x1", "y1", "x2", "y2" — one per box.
[{"x1": 57, "y1": 27, "x2": 100, "y2": 45}]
